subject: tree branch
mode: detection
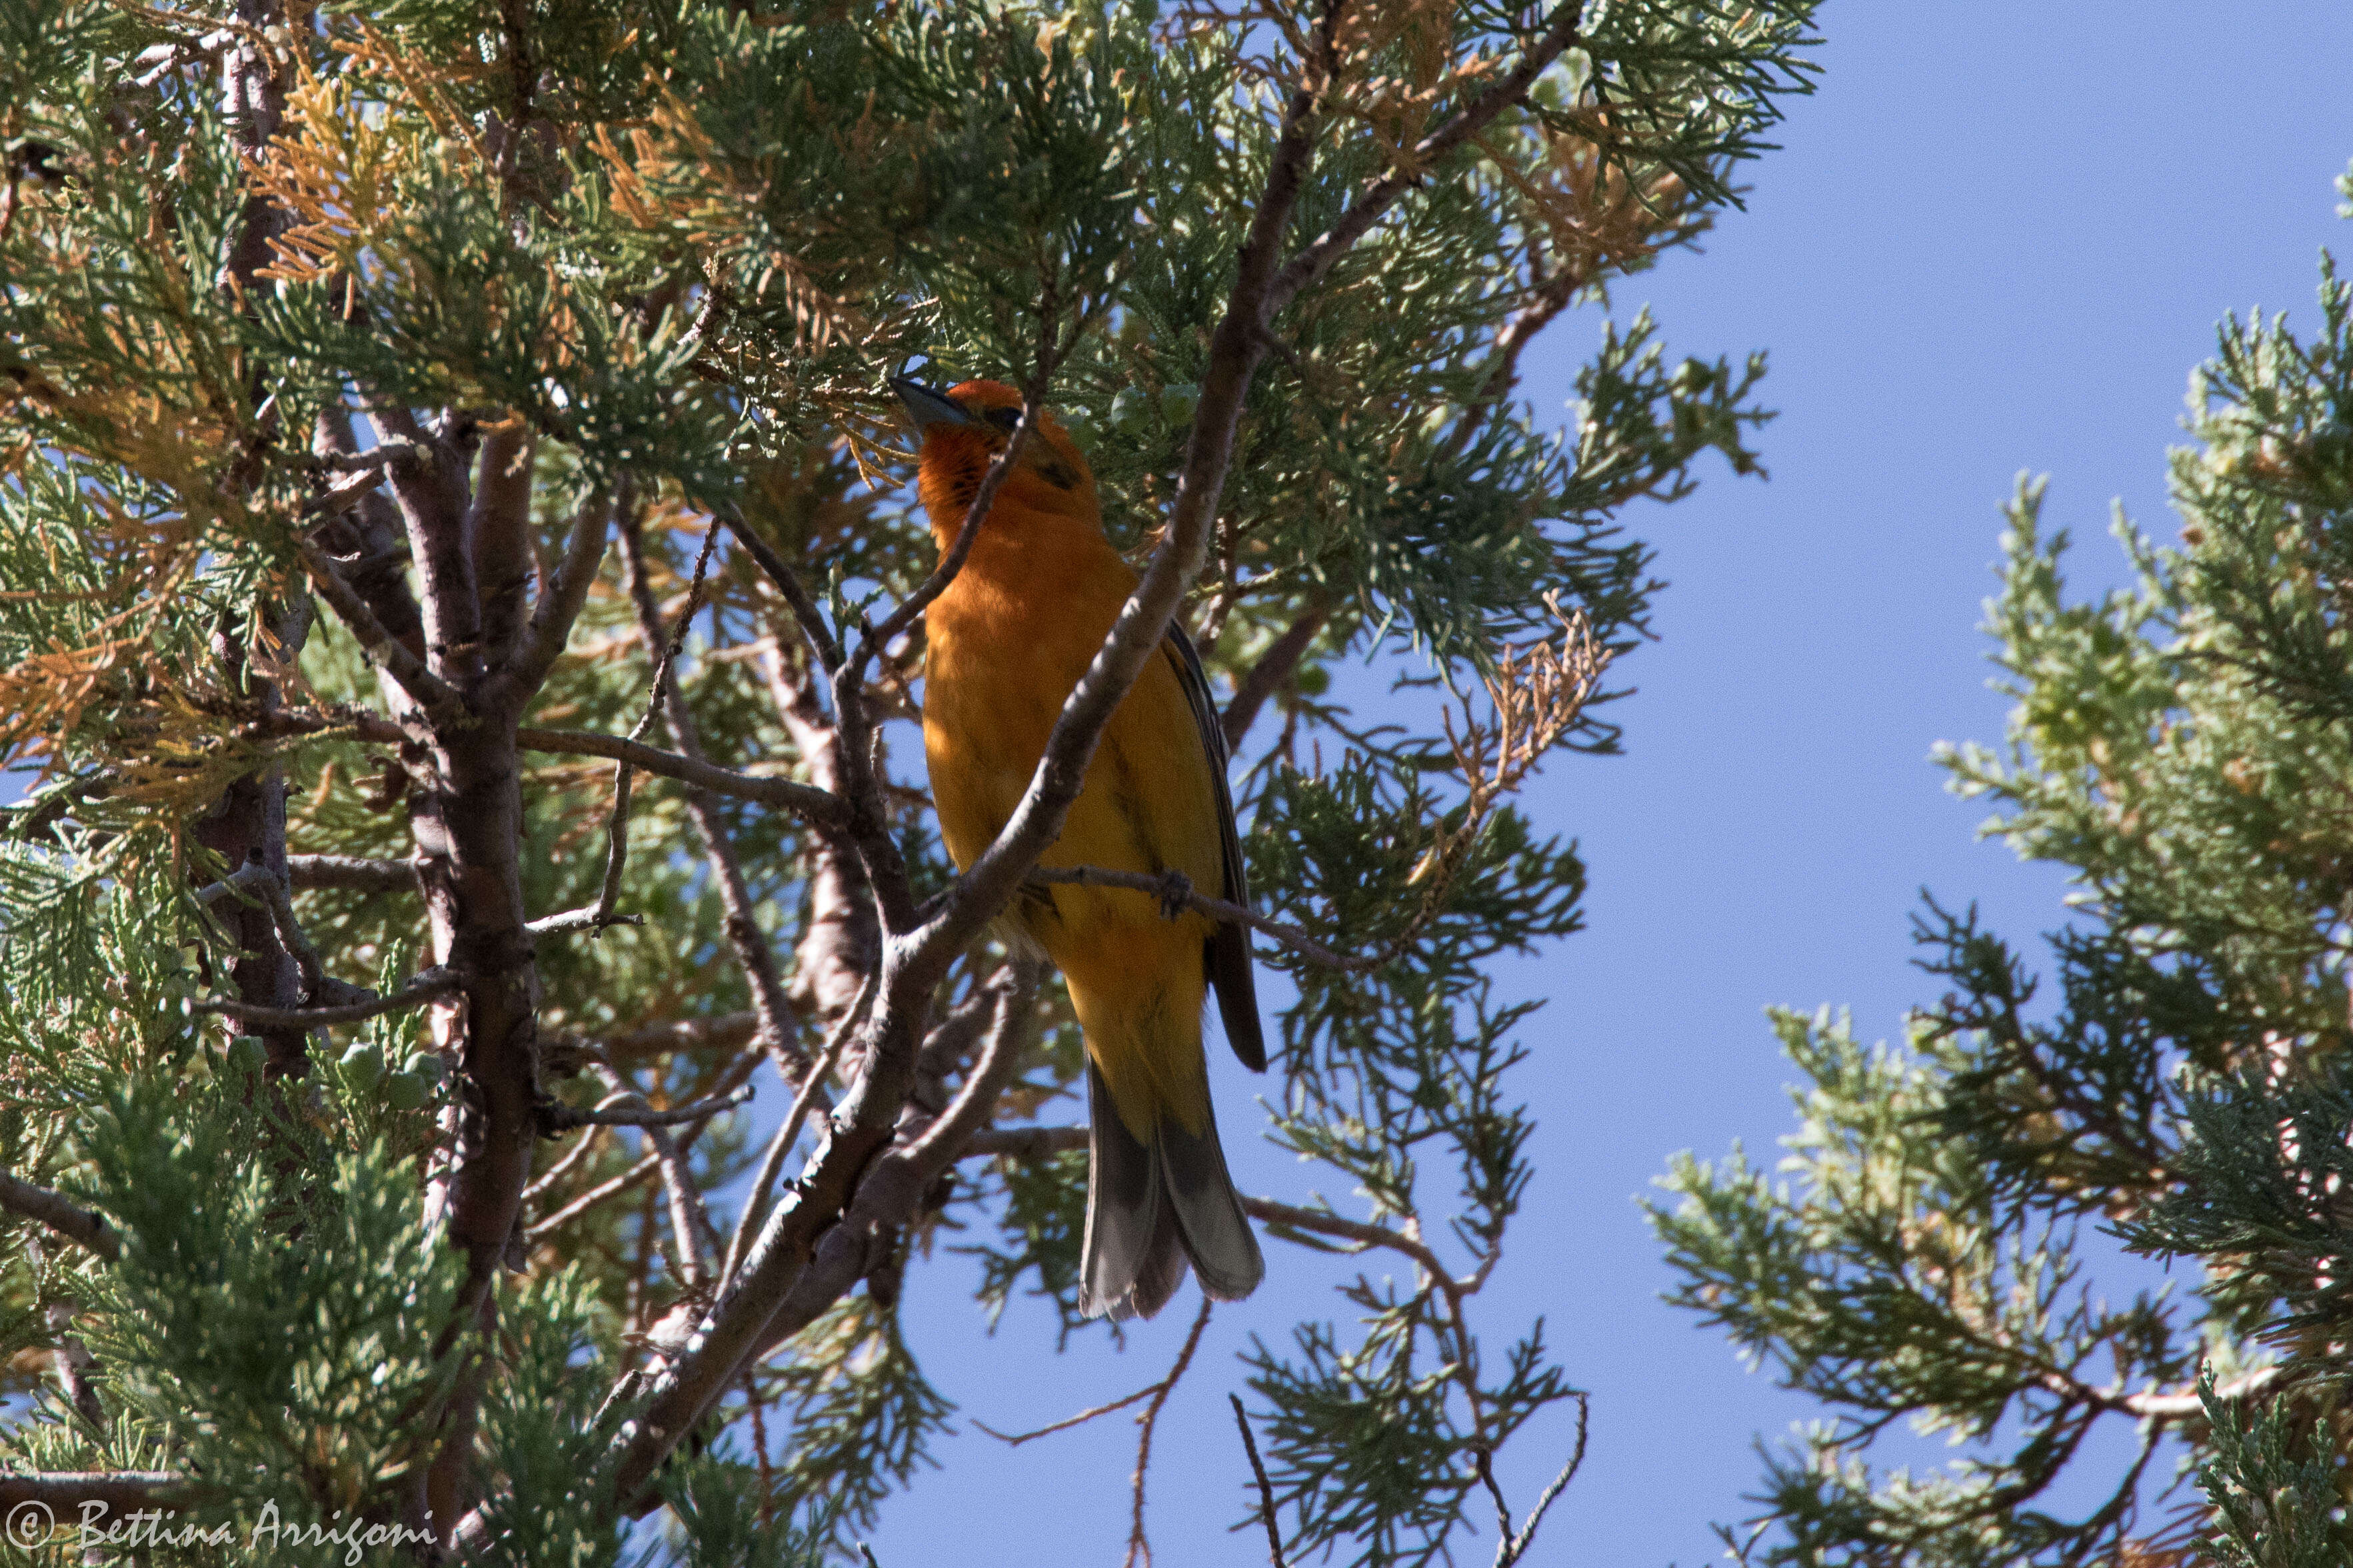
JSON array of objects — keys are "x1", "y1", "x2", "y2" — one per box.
[
  {"x1": 0, "y1": 1472, "x2": 220, "y2": 1511},
  {"x1": 1123, "y1": 1296, "x2": 1216, "y2": 1568},
  {"x1": 287, "y1": 854, "x2": 418, "y2": 895},
  {"x1": 295, "y1": 534, "x2": 470, "y2": 728},
  {"x1": 1231, "y1": 1393, "x2": 1290, "y2": 1568},
  {"x1": 1494, "y1": 1392, "x2": 1587, "y2": 1568},
  {"x1": 515, "y1": 728, "x2": 845, "y2": 823},
  {"x1": 615, "y1": 508, "x2": 803, "y2": 1070},
  {"x1": 0, "y1": 1171, "x2": 120, "y2": 1261},
  {"x1": 544, "y1": 1083, "x2": 753, "y2": 1131},
  {"x1": 1223, "y1": 597, "x2": 1333, "y2": 750},
  {"x1": 961, "y1": 1125, "x2": 1086, "y2": 1161},
  {"x1": 1262, "y1": 4, "x2": 1588, "y2": 322},
  {"x1": 601, "y1": 961, "x2": 1040, "y2": 1511},
  {"x1": 496, "y1": 480, "x2": 616, "y2": 702},
  {"x1": 195, "y1": 966, "x2": 461, "y2": 1030},
  {"x1": 1027, "y1": 864, "x2": 1376, "y2": 971}
]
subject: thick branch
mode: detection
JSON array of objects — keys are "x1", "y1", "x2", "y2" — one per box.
[
  {"x1": 0, "y1": 1171, "x2": 119, "y2": 1261},
  {"x1": 296, "y1": 535, "x2": 469, "y2": 728},
  {"x1": 470, "y1": 418, "x2": 539, "y2": 666}
]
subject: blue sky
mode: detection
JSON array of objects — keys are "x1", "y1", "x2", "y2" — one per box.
[{"x1": 867, "y1": 7, "x2": 2353, "y2": 1565}]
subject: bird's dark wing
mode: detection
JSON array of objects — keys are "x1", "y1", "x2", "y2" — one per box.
[{"x1": 1164, "y1": 624, "x2": 1266, "y2": 1073}]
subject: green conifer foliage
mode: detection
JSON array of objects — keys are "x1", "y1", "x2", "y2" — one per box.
[
  {"x1": 1655, "y1": 169, "x2": 2353, "y2": 1567},
  {"x1": 0, "y1": 1, "x2": 1814, "y2": 1560}
]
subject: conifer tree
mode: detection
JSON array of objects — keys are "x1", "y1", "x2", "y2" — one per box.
[
  {"x1": 1656, "y1": 167, "x2": 2353, "y2": 1567},
  {"x1": 0, "y1": 1, "x2": 1814, "y2": 1561}
]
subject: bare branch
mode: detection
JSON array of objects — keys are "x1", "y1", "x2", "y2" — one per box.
[
  {"x1": 195, "y1": 966, "x2": 461, "y2": 1030},
  {"x1": 601, "y1": 1012, "x2": 759, "y2": 1062},
  {"x1": 295, "y1": 534, "x2": 469, "y2": 727},
  {"x1": 0, "y1": 1171, "x2": 119, "y2": 1261},
  {"x1": 1240, "y1": 1195, "x2": 1468, "y2": 1297},
  {"x1": 603, "y1": 962, "x2": 1041, "y2": 1511},
  {"x1": 527, "y1": 905, "x2": 646, "y2": 938},
  {"x1": 717, "y1": 501, "x2": 843, "y2": 675},
  {"x1": 581, "y1": 1067, "x2": 723, "y2": 1289},
  {"x1": 1494, "y1": 1392, "x2": 1588, "y2": 1568},
  {"x1": 515, "y1": 728, "x2": 845, "y2": 823},
  {"x1": 287, "y1": 854, "x2": 417, "y2": 894},
  {"x1": 1027, "y1": 865, "x2": 1373, "y2": 971},
  {"x1": 1123, "y1": 1296, "x2": 1215, "y2": 1568},
  {"x1": 1263, "y1": 5, "x2": 1589, "y2": 322},
  {"x1": 616, "y1": 509, "x2": 803, "y2": 1069},
  {"x1": 1223, "y1": 598, "x2": 1332, "y2": 750},
  {"x1": 545, "y1": 1084, "x2": 753, "y2": 1131},
  {"x1": 961, "y1": 1125, "x2": 1086, "y2": 1161},
  {"x1": 525, "y1": 1152, "x2": 661, "y2": 1241},
  {"x1": 718, "y1": 972, "x2": 870, "y2": 1292},
  {"x1": 1231, "y1": 1393, "x2": 1290, "y2": 1568},
  {"x1": 498, "y1": 481, "x2": 617, "y2": 701}
]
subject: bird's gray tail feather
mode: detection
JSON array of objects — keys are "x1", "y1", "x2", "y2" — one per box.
[{"x1": 1079, "y1": 1059, "x2": 1264, "y2": 1321}]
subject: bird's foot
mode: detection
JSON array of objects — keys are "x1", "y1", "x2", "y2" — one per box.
[{"x1": 1153, "y1": 869, "x2": 1194, "y2": 922}]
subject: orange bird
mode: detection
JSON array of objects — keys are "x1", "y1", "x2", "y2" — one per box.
[{"x1": 893, "y1": 375, "x2": 1265, "y2": 1321}]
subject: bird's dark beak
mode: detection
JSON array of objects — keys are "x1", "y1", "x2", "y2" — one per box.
[{"x1": 890, "y1": 377, "x2": 975, "y2": 432}]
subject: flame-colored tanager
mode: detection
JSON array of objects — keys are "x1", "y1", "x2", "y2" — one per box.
[{"x1": 893, "y1": 376, "x2": 1265, "y2": 1321}]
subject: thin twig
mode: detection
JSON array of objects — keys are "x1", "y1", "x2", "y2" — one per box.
[
  {"x1": 973, "y1": 1295, "x2": 1210, "y2": 1449},
  {"x1": 515, "y1": 727, "x2": 845, "y2": 822},
  {"x1": 525, "y1": 1151, "x2": 663, "y2": 1240},
  {"x1": 617, "y1": 508, "x2": 803, "y2": 1070},
  {"x1": 1495, "y1": 1391, "x2": 1587, "y2": 1568},
  {"x1": 0, "y1": 1171, "x2": 120, "y2": 1261},
  {"x1": 959, "y1": 1125, "x2": 1086, "y2": 1160},
  {"x1": 1123, "y1": 1296, "x2": 1215, "y2": 1568},
  {"x1": 522, "y1": 1122, "x2": 606, "y2": 1201},
  {"x1": 286, "y1": 854, "x2": 417, "y2": 894},
  {"x1": 1026, "y1": 865, "x2": 1378, "y2": 972},
  {"x1": 1231, "y1": 1394, "x2": 1288, "y2": 1568},
  {"x1": 716, "y1": 500, "x2": 843, "y2": 675},
  {"x1": 545, "y1": 1084, "x2": 753, "y2": 1131},
  {"x1": 717, "y1": 970, "x2": 871, "y2": 1291},
  {"x1": 1223, "y1": 598, "x2": 1332, "y2": 750},
  {"x1": 527, "y1": 905, "x2": 647, "y2": 938},
  {"x1": 195, "y1": 966, "x2": 460, "y2": 1028}
]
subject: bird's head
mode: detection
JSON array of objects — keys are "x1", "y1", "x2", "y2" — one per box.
[{"x1": 891, "y1": 376, "x2": 1100, "y2": 544}]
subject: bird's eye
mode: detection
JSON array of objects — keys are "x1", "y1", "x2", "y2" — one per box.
[{"x1": 986, "y1": 408, "x2": 1023, "y2": 432}]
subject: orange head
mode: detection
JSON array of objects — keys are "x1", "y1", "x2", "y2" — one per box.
[{"x1": 891, "y1": 377, "x2": 1100, "y2": 546}]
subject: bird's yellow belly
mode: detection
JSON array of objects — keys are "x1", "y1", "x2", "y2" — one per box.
[{"x1": 923, "y1": 583, "x2": 1224, "y2": 1134}]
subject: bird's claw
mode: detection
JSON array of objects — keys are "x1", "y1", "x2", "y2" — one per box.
[{"x1": 1154, "y1": 869, "x2": 1194, "y2": 922}]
